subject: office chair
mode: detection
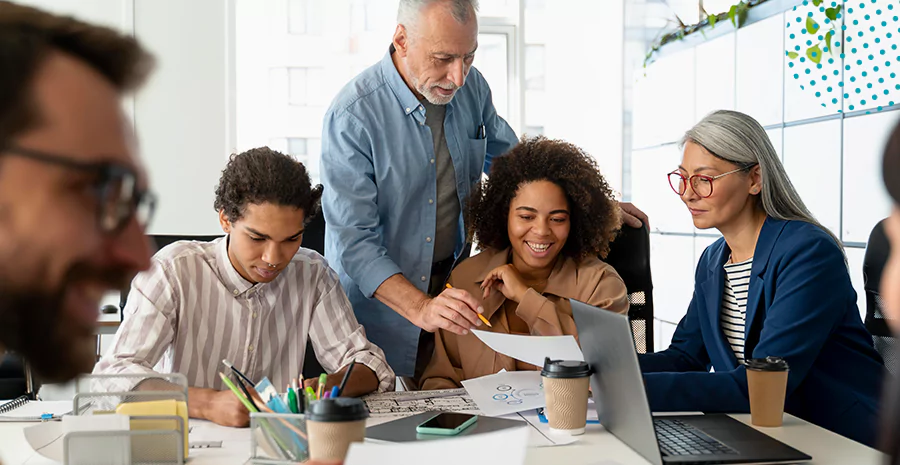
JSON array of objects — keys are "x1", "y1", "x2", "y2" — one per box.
[
  {"x1": 299, "y1": 211, "x2": 327, "y2": 381},
  {"x1": 603, "y1": 223, "x2": 654, "y2": 354},
  {"x1": 863, "y1": 219, "x2": 897, "y2": 374},
  {"x1": 0, "y1": 353, "x2": 30, "y2": 400}
]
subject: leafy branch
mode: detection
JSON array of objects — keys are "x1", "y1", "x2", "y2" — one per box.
[
  {"x1": 644, "y1": 0, "x2": 769, "y2": 68},
  {"x1": 785, "y1": 3, "x2": 842, "y2": 65}
]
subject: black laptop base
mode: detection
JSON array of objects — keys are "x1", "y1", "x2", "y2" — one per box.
[{"x1": 657, "y1": 414, "x2": 811, "y2": 464}]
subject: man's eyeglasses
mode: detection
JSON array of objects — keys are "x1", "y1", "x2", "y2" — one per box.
[
  {"x1": 2, "y1": 145, "x2": 156, "y2": 234},
  {"x1": 667, "y1": 164, "x2": 757, "y2": 199}
]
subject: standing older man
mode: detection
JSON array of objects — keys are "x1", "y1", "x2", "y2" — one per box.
[
  {"x1": 321, "y1": 0, "x2": 647, "y2": 380},
  {"x1": 321, "y1": 0, "x2": 513, "y2": 380}
]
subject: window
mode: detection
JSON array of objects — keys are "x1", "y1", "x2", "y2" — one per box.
[
  {"x1": 287, "y1": 138, "x2": 309, "y2": 157},
  {"x1": 287, "y1": 68, "x2": 325, "y2": 106},
  {"x1": 288, "y1": 0, "x2": 323, "y2": 36},
  {"x1": 288, "y1": 68, "x2": 308, "y2": 106},
  {"x1": 269, "y1": 137, "x2": 313, "y2": 157},
  {"x1": 525, "y1": 44, "x2": 545, "y2": 90},
  {"x1": 524, "y1": 125, "x2": 544, "y2": 136},
  {"x1": 476, "y1": 32, "x2": 511, "y2": 121},
  {"x1": 479, "y1": 0, "x2": 517, "y2": 18},
  {"x1": 269, "y1": 137, "x2": 320, "y2": 181}
]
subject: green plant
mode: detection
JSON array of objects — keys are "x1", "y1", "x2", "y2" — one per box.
[
  {"x1": 785, "y1": 3, "x2": 841, "y2": 65},
  {"x1": 727, "y1": 1, "x2": 750, "y2": 28},
  {"x1": 643, "y1": 0, "x2": 770, "y2": 69}
]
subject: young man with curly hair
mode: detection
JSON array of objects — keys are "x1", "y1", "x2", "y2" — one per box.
[
  {"x1": 419, "y1": 137, "x2": 629, "y2": 389},
  {"x1": 95, "y1": 148, "x2": 394, "y2": 427}
]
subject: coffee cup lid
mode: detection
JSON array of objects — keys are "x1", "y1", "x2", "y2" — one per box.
[
  {"x1": 745, "y1": 356, "x2": 789, "y2": 372},
  {"x1": 306, "y1": 397, "x2": 369, "y2": 422},
  {"x1": 540, "y1": 357, "x2": 591, "y2": 378}
]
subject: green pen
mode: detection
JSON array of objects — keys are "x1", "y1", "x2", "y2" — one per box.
[
  {"x1": 219, "y1": 372, "x2": 258, "y2": 412},
  {"x1": 317, "y1": 373, "x2": 328, "y2": 399},
  {"x1": 287, "y1": 384, "x2": 299, "y2": 414},
  {"x1": 305, "y1": 386, "x2": 317, "y2": 401}
]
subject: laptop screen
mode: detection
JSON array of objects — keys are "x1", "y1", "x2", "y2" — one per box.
[{"x1": 571, "y1": 299, "x2": 664, "y2": 465}]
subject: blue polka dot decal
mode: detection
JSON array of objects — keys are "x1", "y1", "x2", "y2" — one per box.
[{"x1": 786, "y1": 0, "x2": 900, "y2": 113}]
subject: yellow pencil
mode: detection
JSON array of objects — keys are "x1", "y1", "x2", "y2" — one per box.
[{"x1": 446, "y1": 283, "x2": 492, "y2": 327}]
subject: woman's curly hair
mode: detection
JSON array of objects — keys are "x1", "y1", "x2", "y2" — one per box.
[
  {"x1": 465, "y1": 136, "x2": 621, "y2": 260},
  {"x1": 214, "y1": 147, "x2": 323, "y2": 223}
]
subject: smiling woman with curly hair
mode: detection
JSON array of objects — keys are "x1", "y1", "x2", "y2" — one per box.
[{"x1": 420, "y1": 136, "x2": 630, "y2": 390}]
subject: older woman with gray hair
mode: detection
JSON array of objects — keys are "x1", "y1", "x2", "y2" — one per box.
[{"x1": 638, "y1": 110, "x2": 884, "y2": 447}]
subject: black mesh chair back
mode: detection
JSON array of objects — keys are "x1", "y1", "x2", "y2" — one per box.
[
  {"x1": 0, "y1": 353, "x2": 27, "y2": 400},
  {"x1": 603, "y1": 223, "x2": 654, "y2": 353},
  {"x1": 864, "y1": 218, "x2": 897, "y2": 374},
  {"x1": 299, "y1": 211, "x2": 327, "y2": 380}
]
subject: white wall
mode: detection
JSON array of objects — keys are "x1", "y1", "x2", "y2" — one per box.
[
  {"x1": 13, "y1": 0, "x2": 234, "y2": 236},
  {"x1": 134, "y1": 0, "x2": 234, "y2": 235},
  {"x1": 632, "y1": 10, "x2": 897, "y2": 352}
]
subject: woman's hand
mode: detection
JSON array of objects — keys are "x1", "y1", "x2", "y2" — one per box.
[{"x1": 481, "y1": 264, "x2": 529, "y2": 302}]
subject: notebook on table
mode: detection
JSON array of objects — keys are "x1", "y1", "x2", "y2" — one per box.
[{"x1": 0, "y1": 396, "x2": 72, "y2": 421}]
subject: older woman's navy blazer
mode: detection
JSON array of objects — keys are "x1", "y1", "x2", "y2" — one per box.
[{"x1": 639, "y1": 217, "x2": 885, "y2": 447}]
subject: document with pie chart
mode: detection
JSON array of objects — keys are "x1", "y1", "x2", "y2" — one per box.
[{"x1": 461, "y1": 371, "x2": 545, "y2": 417}]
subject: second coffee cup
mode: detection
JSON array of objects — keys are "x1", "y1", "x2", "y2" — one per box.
[
  {"x1": 306, "y1": 397, "x2": 369, "y2": 461},
  {"x1": 541, "y1": 357, "x2": 592, "y2": 435},
  {"x1": 745, "y1": 356, "x2": 790, "y2": 427}
]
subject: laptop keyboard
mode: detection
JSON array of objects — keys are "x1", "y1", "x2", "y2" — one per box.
[{"x1": 654, "y1": 418, "x2": 739, "y2": 457}]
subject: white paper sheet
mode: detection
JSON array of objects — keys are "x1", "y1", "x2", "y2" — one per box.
[
  {"x1": 24, "y1": 421, "x2": 64, "y2": 461},
  {"x1": 508, "y1": 410, "x2": 580, "y2": 447},
  {"x1": 346, "y1": 425, "x2": 529, "y2": 465},
  {"x1": 461, "y1": 371, "x2": 545, "y2": 417},
  {"x1": 471, "y1": 330, "x2": 583, "y2": 367},
  {"x1": 0, "y1": 400, "x2": 72, "y2": 421}
]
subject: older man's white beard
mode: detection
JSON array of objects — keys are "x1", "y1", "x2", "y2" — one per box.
[{"x1": 417, "y1": 81, "x2": 459, "y2": 105}]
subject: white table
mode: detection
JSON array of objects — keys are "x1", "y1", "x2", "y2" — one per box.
[{"x1": 0, "y1": 413, "x2": 883, "y2": 465}]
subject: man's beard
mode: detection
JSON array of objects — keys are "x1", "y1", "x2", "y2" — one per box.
[
  {"x1": 0, "y1": 263, "x2": 130, "y2": 383},
  {"x1": 412, "y1": 76, "x2": 459, "y2": 105}
]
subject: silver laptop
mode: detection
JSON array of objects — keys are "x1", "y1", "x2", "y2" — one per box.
[{"x1": 571, "y1": 300, "x2": 811, "y2": 464}]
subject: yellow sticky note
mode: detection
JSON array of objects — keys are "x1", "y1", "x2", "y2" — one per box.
[{"x1": 116, "y1": 399, "x2": 189, "y2": 459}]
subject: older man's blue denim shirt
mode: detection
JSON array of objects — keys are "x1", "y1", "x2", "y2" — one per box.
[{"x1": 320, "y1": 48, "x2": 518, "y2": 376}]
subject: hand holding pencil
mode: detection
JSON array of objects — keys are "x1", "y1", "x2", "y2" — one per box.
[
  {"x1": 446, "y1": 283, "x2": 492, "y2": 327},
  {"x1": 203, "y1": 387, "x2": 251, "y2": 427},
  {"x1": 411, "y1": 282, "x2": 486, "y2": 336}
]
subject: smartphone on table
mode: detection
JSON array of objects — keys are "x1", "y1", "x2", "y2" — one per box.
[{"x1": 415, "y1": 412, "x2": 478, "y2": 436}]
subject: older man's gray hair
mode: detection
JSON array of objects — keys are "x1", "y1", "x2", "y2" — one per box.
[{"x1": 397, "y1": 0, "x2": 479, "y2": 31}]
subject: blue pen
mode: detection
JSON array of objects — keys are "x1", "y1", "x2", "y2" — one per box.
[
  {"x1": 537, "y1": 408, "x2": 599, "y2": 425},
  {"x1": 330, "y1": 386, "x2": 339, "y2": 398}
]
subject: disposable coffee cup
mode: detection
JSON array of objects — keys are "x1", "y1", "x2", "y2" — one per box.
[
  {"x1": 745, "y1": 356, "x2": 790, "y2": 427},
  {"x1": 541, "y1": 357, "x2": 592, "y2": 436},
  {"x1": 306, "y1": 397, "x2": 369, "y2": 461}
]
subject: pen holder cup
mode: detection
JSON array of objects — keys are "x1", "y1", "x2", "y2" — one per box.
[
  {"x1": 63, "y1": 415, "x2": 185, "y2": 465},
  {"x1": 250, "y1": 412, "x2": 309, "y2": 464}
]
